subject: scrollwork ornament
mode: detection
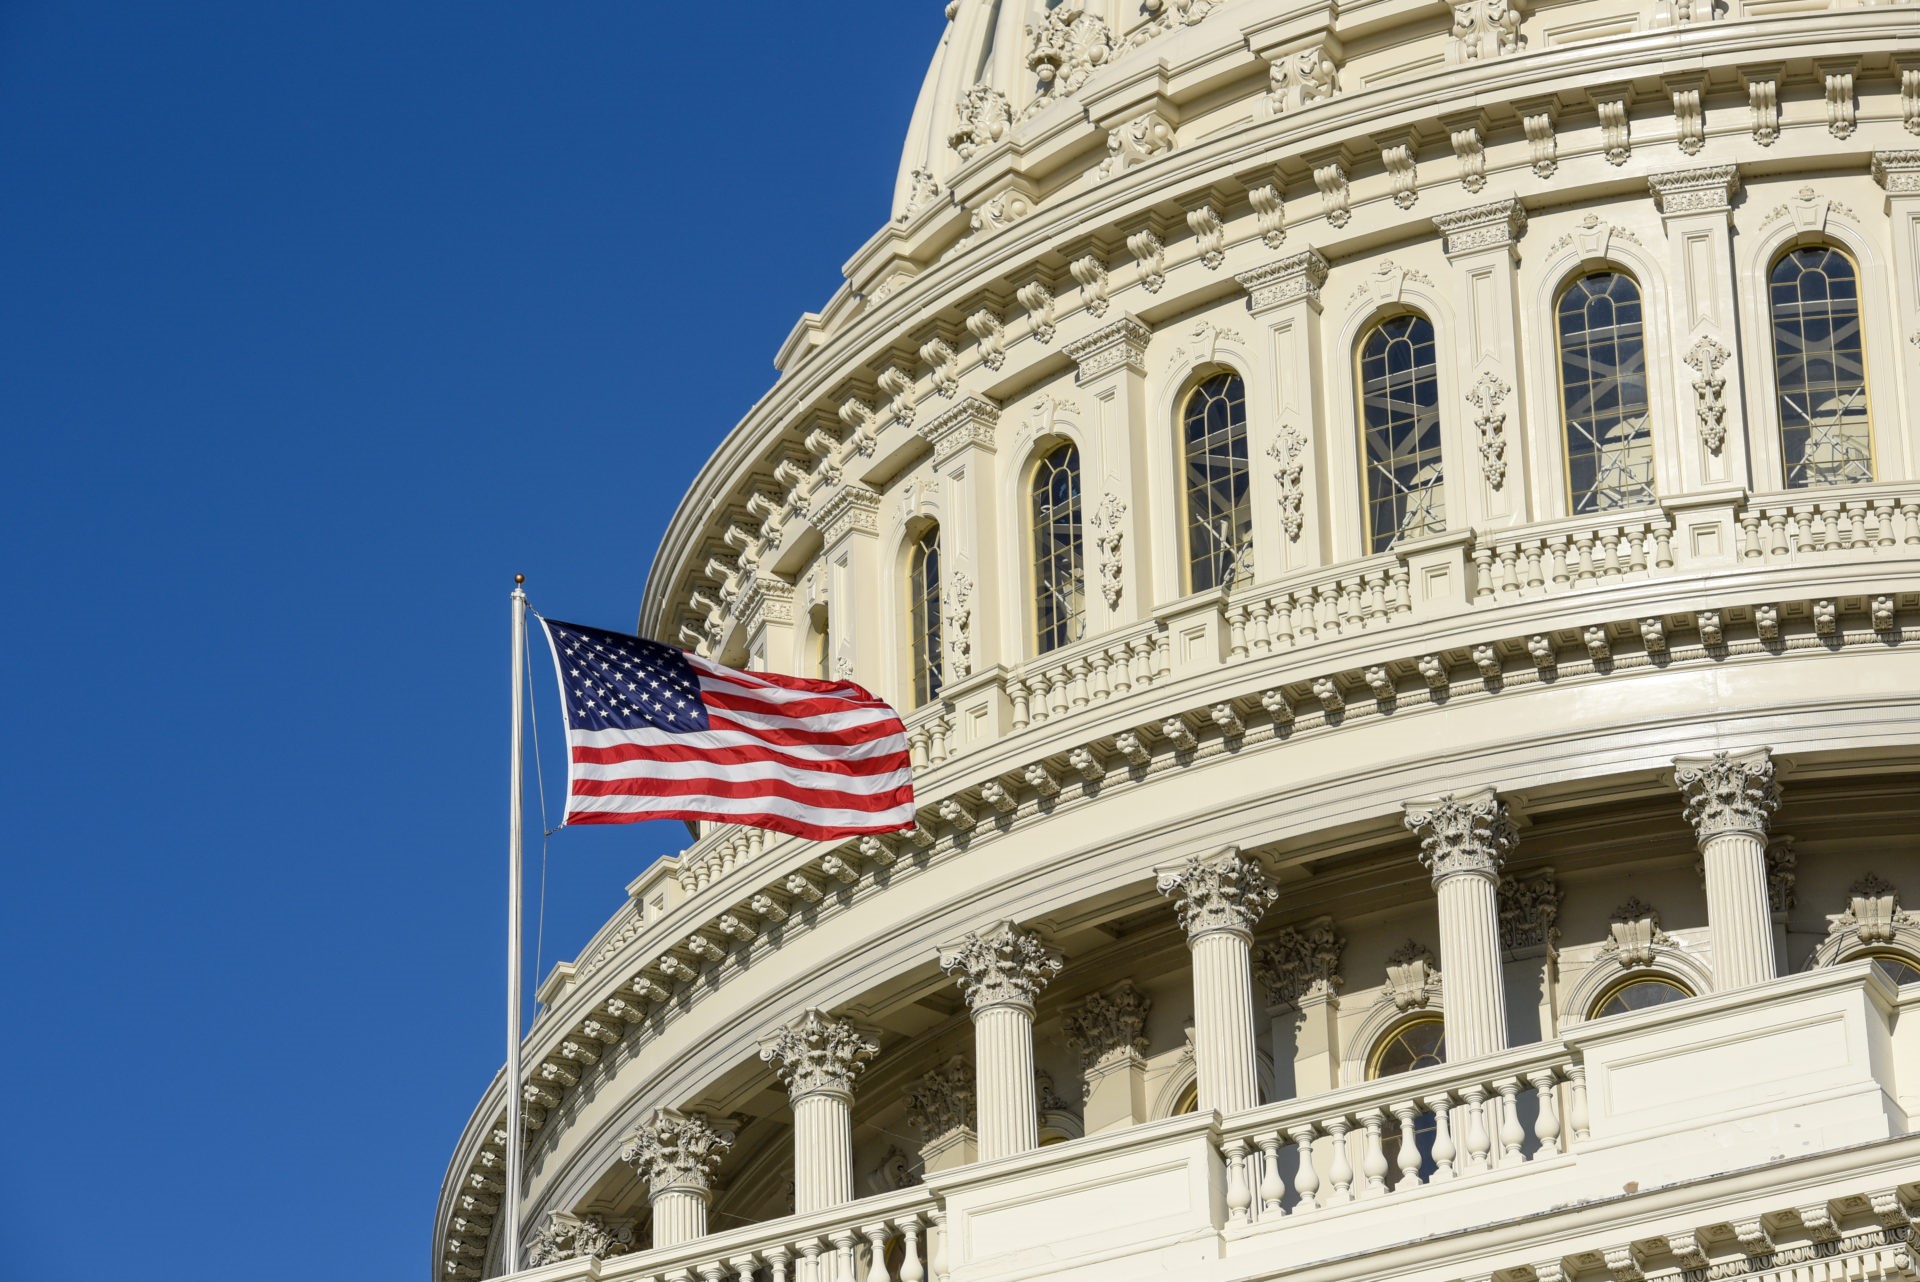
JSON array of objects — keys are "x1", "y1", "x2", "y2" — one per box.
[
  {"x1": 1253, "y1": 920, "x2": 1344, "y2": 1004},
  {"x1": 1674, "y1": 749, "x2": 1779, "y2": 840},
  {"x1": 1157, "y1": 847, "x2": 1279, "y2": 941},
  {"x1": 1467, "y1": 370, "x2": 1510, "y2": 489},
  {"x1": 1404, "y1": 790, "x2": 1516, "y2": 883},
  {"x1": 1061, "y1": 981, "x2": 1152, "y2": 1071},
  {"x1": 525, "y1": 1212, "x2": 634, "y2": 1267},
  {"x1": 1683, "y1": 335, "x2": 1731, "y2": 452},
  {"x1": 619, "y1": 1108, "x2": 735, "y2": 1197},
  {"x1": 1269, "y1": 428, "x2": 1307, "y2": 541},
  {"x1": 944, "y1": 571, "x2": 975, "y2": 679},
  {"x1": 938, "y1": 920, "x2": 1062, "y2": 1012},
  {"x1": 1090, "y1": 492, "x2": 1127, "y2": 609},
  {"x1": 758, "y1": 1008, "x2": 879, "y2": 1101},
  {"x1": 905, "y1": 1056, "x2": 975, "y2": 1139}
]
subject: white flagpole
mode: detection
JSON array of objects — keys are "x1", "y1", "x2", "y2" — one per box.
[{"x1": 504, "y1": 573, "x2": 528, "y2": 1272}]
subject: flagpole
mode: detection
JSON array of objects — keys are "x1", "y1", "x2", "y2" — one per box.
[{"x1": 504, "y1": 573, "x2": 528, "y2": 1272}]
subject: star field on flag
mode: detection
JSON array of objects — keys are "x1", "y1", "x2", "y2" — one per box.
[{"x1": 537, "y1": 618, "x2": 916, "y2": 841}]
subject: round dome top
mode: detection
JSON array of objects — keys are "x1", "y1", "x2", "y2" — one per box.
[{"x1": 893, "y1": 0, "x2": 1222, "y2": 222}]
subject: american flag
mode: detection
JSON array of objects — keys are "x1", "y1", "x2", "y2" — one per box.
[{"x1": 537, "y1": 618, "x2": 916, "y2": 841}]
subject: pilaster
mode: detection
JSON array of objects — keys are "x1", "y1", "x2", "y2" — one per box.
[
  {"x1": 1237, "y1": 249, "x2": 1330, "y2": 576},
  {"x1": 922, "y1": 396, "x2": 1006, "y2": 679},
  {"x1": 905, "y1": 1056, "x2": 979, "y2": 1174},
  {"x1": 1254, "y1": 919, "x2": 1345, "y2": 1097},
  {"x1": 1648, "y1": 165, "x2": 1750, "y2": 493},
  {"x1": 1403, "y1": 788, "x2": 1516, "y2": 1061},
  {"x1": 809, "y1": 485, "x2": 883, "y2": 685},
  {"x1": 1675, "y1": 748, "x2": 1781, "y2": 990},
  {"x1": 1431, "y1": 199, "x2": 1530, "y2": 525},
  {"x1": 1872, "y1": 151, "x2": 1920, "y2": 478},
  {"x1": 1063, "y1": 316, "x2": 1155, "y2": 629}
]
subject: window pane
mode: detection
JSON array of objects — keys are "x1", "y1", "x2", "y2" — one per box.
[
  {"x1": 1183, "y1": 373, "x2": 1253, "y2": 591},
  {"x1": 1590, "y1": 977, "x2": 1689, "y2": 1019},
  {"x1": 1771, "y1": 247, "x2": 1873, "y2": 488},
  {"x1": 1359, "y1": 316, "x2": 1445, "y2": 552},
  {"x1": 908, "y1": 525, "x2": 943, "y2": 706},
  {"x1": 1370, "y1": 1017, "x2": 1446, "y2": 1078},
  {"x1": 1558, "y1": 272, "x2": 1654, "y2": 513},
  {"x1": 1869, "y1": 954, "x2": 1920, "y2": 987},
  {"x1": 1032, "y1": 443, "x2": 1086, "y2": 653}
]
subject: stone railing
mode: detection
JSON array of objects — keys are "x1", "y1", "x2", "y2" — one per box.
[
  {"x1": 1225, "y1": 551, "x2": 1412, "y2": 658},
  {"x1": 1005, "y1": 618, "x2": 1169, "y2": 732},
  {"x1": 1738, "y1": 483, "x2": 1920, "y2": 564},
  {"x1": 1215, "y1": 1041, "x2": 1580, "y2": 1228},
  {"x1": 1472, "y1": 508, "x2": 1677, "y2": 602}
]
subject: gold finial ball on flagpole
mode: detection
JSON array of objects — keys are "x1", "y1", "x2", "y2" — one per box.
[{"x1": 515, "y1": 573, "x2": 525, "y2": 585}]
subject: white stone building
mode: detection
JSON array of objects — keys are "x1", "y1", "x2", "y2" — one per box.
[{"x1": 437, "y1": 2, "x2": 1920, "y2": 1279}]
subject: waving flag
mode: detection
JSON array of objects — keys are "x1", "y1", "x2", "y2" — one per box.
[{"x1": 537, "y1": 618, "x2": 916, "y2": 841}]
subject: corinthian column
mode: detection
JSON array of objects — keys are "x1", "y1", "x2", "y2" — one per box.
[
  {"x1": 758, "y1": 1008, "x2": 879, "y2": 1214},
  {"x1": 1404, "y1": 789, "x2": 1515, "y2": 1061},
  {"x1": 1674, "y1": 748, "x2": 1781, "y2": 991},
  {"x1": 1157, "y1": 847, "x2": 1278, "y2": 1114},
  {"x1": 938, "y1": 921, "x2": 1062, "y2": 1161},
  {"x1": 619, "y1": 1108, "x2": 734, "y2": 1248}
]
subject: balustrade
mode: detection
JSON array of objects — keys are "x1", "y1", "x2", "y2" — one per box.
[
  {"x1": 1225, "y1": 554, "x2": 1412, "y2": 659},
  {"x1": 1006, "y1": 621, "x2": 1169, "y2": 731},
  {"x1": 574, "y1": 1192, "x2": 941, "y2": 1282},
  {"x1": 1737, "y1": 486, "x2": 1920, "y2": 563},
  {"x1": 1473, "y1": 510, "x2": 1675, "y2": 602}
]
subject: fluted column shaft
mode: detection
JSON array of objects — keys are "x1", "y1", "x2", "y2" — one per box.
[
  {"x1": 1158, "y1": 847, "x2": 1278, "y2": 1115},
  {"x1": 790, "y1": 1091, "x2": 854, "y2": 1213},
  {"x1": 974, "y1": 1004, "x2": 1039, "y2": 1159},
  {"x1": 1676, "y1": 748, "x2": 1781, "y2": 991},
  {"x1": 939, "y1": 921, "x2": 1061, "y2": 1163},
  {"x1": 649, "y1": 1188, "x2": 708, "y2": 1248},
  {"x1": 759, "y1": 1008, "x2": 878, "y2": 1214},
  {"x1": 1405, "y1": 788, "x2": 1516, "y2": 1062}
]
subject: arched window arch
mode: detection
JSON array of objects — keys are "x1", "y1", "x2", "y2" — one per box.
[
  {"x1": 1358, "y1": 314, "x2": 1446, "y2": 553},
  {"x1": 1587, "y1": 974, "x2": 1691, "y2": 1020},
  {"x1": 1557, "y1": 271, "x2": 1654, "y2": 513},
  {"x1": 1770, "y1": 245, "x2": 1874, "y2": 488},
  {"x1": 1864, "y1": 952, "x2": 1920, "y2": 987},
  {"x1": 1031, "y1": 442, "x2": 1086, "y2": 653},
  {"x1": 1368, "y1": 1016, "x2": 1446, "y2": 1079},
  {"x1": 1181, "y1": 372, "x2": 1252, "y2": 591},
  {"x1": 907, "y1": 523, "x2": 943, "y2": 706}
]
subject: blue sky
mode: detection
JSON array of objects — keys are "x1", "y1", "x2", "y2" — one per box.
[{"x1": 0, "y1": 5, "x2": 942, "y2": 1277}]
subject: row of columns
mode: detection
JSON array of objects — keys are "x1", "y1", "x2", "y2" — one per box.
[{"x1": 619, "y1": 748, "x2": 1782, "y2": 1248}]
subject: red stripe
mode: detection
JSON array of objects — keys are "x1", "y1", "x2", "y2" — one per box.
[
  {"x1": 701, "y1": 687, "x2": 896, "y2": 721},
  {"x1": 703, "y1": 711, "x2": 904, "y2": 749},
  {"x1": 572, "y1": 774, "x2": 912, "y2": 811},
  {"x1": 566, "y1": 805, "x2": 914, "y2": 841},
  {"x1": 572, "y1": 740, "x2": 910, "y2": 777}
]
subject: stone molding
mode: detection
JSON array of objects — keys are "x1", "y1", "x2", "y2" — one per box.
[
  {"x1": 757, "y1": 1008, "x2": 880, "y2": 1102},
  {"x1": 1156, "y1": 846, "x2": 1279, "y2": 941},
  {"x1": 1403, "y1": 787, "x2": 1517, "y2": 883},
  {"x1": 1498, "y1": 869, "x2": 1559, "y2": 951},
  {"x1": 1431, "y1": 197, "x2": 1526, "y2": 257},
  {"x1": 1236, "y1": 249, "x2": 1329, "y2": 314},
  {"x1": 920, "y1": 395, "x2": 1000, "y2": 465},
  {"x1": 938, "y1": 920, "x2": 1063, "y2": 1013},
  {"x1": 619, "y1": 1108, "x2": 735, "y2": 1198},
  {"x1": 1674, "y1": 747, "x2": 1780, "y2": 841},
  {"x1": 810, "y1": 485, "x2": 881, "y2": 545},
  {"x1": 1648, "y1": 164, "x2": 1740, "y2": 218},
  {"x1": 524, "y1": 1211, "x2": 634, "y2": 1267},
  {"x1": 1063, "y1": 316, "x2": 1151, "y2": 382}
]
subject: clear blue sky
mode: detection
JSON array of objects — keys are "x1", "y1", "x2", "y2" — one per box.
[{"x1": 0, "y1": 5, "x2": 942, "y2": 1277}]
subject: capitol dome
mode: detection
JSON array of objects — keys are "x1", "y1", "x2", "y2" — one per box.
[{"x1": 440, "y1": 2, "x2": 1920, "y2": 1279}]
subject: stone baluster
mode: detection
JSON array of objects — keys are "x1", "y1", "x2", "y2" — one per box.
[
  {"x1": 1324, "y1": 1116, "x2": 1356, "y2": 1204},
  {"x1": 927, "y1": 1208, "x2": 951, "y2": 1282},
  {"x1": 766, "y1": 1246, "x2": 793, "y2": 1282},
  {"x1": 1529, "y1": 1069, "x2": 1562, "y2": 1156},
  {"x1": 1360, "y1": 1108, "x2": 1390, "y2": 1196},
  {"x1": 829, "y1": 1229, "x2": 858, "y2": 1282},
  {"x1": 897, "y1": 1215, "x2": 926, "y2": 1282},
  {"x1": 1392, "y1": 1101, "x2": 1424, "y2": 1188},
  {"x1": 1225, "y1": 1137, "x2": 1255, "y2": 1223},
  {"x1": 1257, "y1": 1131, "x2": 1287, "y2": 1215},
  {"x1": 1675, "y1": 748, "x2": 1781, "y2": 990},
  {"x1": 938, "y1": 921, "x2": 1063, "y2": 1160},
  {"x1": 1289, "y1": 1123, "x2": 1322, "y2": 1211},
  {"x1": 861, "y1": 1223, "x2": 891, "y2": 1282},
  {"x1": 619, "y1": 1108, "x2": 735, "y2": 1248},
  {"x1": 1156, "y1": 847, "x2": 1279, "y2": 1114},
  {"x1": 1425, "y1": 1091, "x2": 1459, "y2": 1181},
  {"x1": 798, "y1": 1238, "x2": 827, "y2": 1282},
  {"x1": 1566, "y1": 1063, "x2": 1592, "y2": 1143},
  {"x1": 759, "y1": 1009, "x2": 879, "y2": 1214},
  {"x1": 1404, "y1": 788, "x2": 1516, "y2": 1060},
  {"x1": 1494, "y1": 1077, "x2": 1526, "y2": 1164},
  {"x1": 1461, "y1": 1084, "x2": 1493, "y2": 1173}
]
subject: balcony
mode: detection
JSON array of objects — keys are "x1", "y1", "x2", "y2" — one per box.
[{"x1": 499, "y1": 962, "x2": 1918, "y2": 1282}]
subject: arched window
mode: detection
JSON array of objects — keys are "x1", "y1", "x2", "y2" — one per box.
[
  {"x1": 1182, "y1": 372, "x2": 1252, "y2": 591},
  {"x1": 1558, "y1": 272, "x2": 1654, "y2": 512},
  {"x1": 1588, "y1": 975, "x2": 1691, "y2": 1020},
  {"x1": 1032, "y1": 442, "x2": 1086, "y2": 653},
  {"x1": 1358, "y1": 314, "x2": 1446, "y2": 553},
  {"x1": 908, "y1": 524, "x2": 943, "y2": 706},
  {"x1": 1171, "y1": 1080, "x2": 1199, "y2": 1116},
  {"x1": 1368, "y1": 1016, "x2": 1446, "y2": 1079},
  {"x1": 1770, "y1": 246, "x2": 1873, "y2": 488},
  {"x1": 1865, "y1": 952, "x2": 1920, "y2": 987}
]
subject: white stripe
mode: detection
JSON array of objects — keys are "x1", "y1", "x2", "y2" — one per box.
[
  {"x1": 573, "y1": 758, "x2": 912, "y2": 793},
  {"x1": 701, "y1": 699, "x2": 900, "y2": 735},
  {"x1": 692, "y1": 665, "x2": 880, "y2": 709},
  {"x1": 569, "y1": 725, "x2": 907, "y2": 764},
  {"x1": 568, "y1": 791, "x2": 914, "y2": 826}
]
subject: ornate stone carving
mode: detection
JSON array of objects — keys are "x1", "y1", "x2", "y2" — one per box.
[
  {"x1": 758, "y1": 1008, "x2": 879, "y2": 1101},
  {"x1": 1382, "y1": 140, "x2": 1418, "y2": 209},
  {"x1": 526, "y1": 1212, "x2": 634, "y2": 1267},
  {"x1": 1820, "y1": 60, "x2": 1857, "y2": 139},
  {"x1": 1830, "y1": 874, "x2": 1915, "y2": 946},
  {"x1": 969, "y1": 187, "x2": 1033, "y2": 237},
  {"x1": 906, "y1": 1055, "x2": 976, "y2": 1140},
  {"x1": 1269, "y1": 427, "x2": 1307, "y2": 541},
  {"x1": 1649, "y1": 165, "x2": 1739, "y2": 217},
  {"x1": 1064, "y1": 316, "x2": 1150, "y2": 381},
  {"x1": 1017, "y1": 280, "x2": 1057, "y2": 343},
  {"x1": 1062, "y1": 981, "x2": 1152, "y2": 1072},
  {"x1": 950, "y1": 86, "x2": 1011, "y2": 161},
  {"x1": 939, "y1": 921, "x2": 1063, "y2": 1012},
  {"x1": 1347, "y1": 261, "x2": 1434, "y2": 309},
  {"x1": 1237, "y1": 248, "x2": 1329, "y2": 314},
  {"x1": 921, "y1": 394, "x2": 999, "y2": 465},
  {"x1": 897, "y1": 167, "x2": 944, "y2": 223},
  {"x1": 1674, "y1": 748, "x2": 1779, "y2": 840},
  {"x1": 1025, "y1": 6, "x2": 1116, "y2": 102},
  {"x1": 1099, "y1": 111, "x2": 1175, "y2": 178},
  {"x1": 1871, "y1": 150, "x2": 1920, "y2": 197},
  {"x1": 1766, "y1": 837, "x2": 1796, "y2": 914},
  {"x1": 620, "y1": 1108, "x2": 735, "y2": 1196},
  {"x1": 1268, "y1": 44, "x2": 1339, "y2": 114},
  {"x1": 1253, "y1": 920, "x2": 1344, "y2": 1004},
  {"x1": 1070, "y1": 254, "x2": 1112, "y2": 317},
  {"x1": 1468, "y1": 370, "x2": 1511, "y2": 489},
  {"x1": 1597, "y1": 92, "x2": 1631, "y2": 166},
  {"x1": 1188, "y1": 204, "x2": 1226, "y2": 269},
  {"x1": 1127, "y1": 227, "x2": 1166, "y2": 293},
  {"x1": 944, "y1": 571, "x2": 974, "y2": 679},
  {"x1": 1157, "y1": 847, "x2": 1279, "y2": 940},
  {"x1": 1671, "y1": 82, "x2": 1704, "y2": 155},
  {"x1": 1384, "y1": 940, "x2": 1440, "y2": 1010},
  {"x1": 1090, "y1": 492, "x2": 1126, "y2": 610},
  {"x1": 1135, "y1": 0, "x2": 1220, "y2": 43},
  {"x1": 1447, "y1": 0, "x2": 1524, "y2": 63},
  {"x1": 1249, "y1": 183, "x2": 1286, "y2": 247},
  {"x1": 1683, "y1": 335, "x2": 1731, "y2": 453},
  {"x1": 1313, "y1": 160, "x2": 1351, "y2": 227},
  {"x1": 919, "y1": 337, "x2": 961, "y2": 399},
  {"x1": 1404, "y1": 789, "x2": 1516, "y2": 883},
  {"x1": 1435, "y1": 199, "x2": 1526, "y2": 258},
  {"x1": 813, "y1": 486, "x2": 881, "y2": 545},
  {"x1": 1450, "y1": 124, "x2": 1487, "y2": 192},
  {"x1": 1746, "y1": 68, "x2": 1780, "y2": 146},
  {"x1": 1520, "y1": 102, "x2": 1557, "y2": 177},
  {"x1": 966, "y1": 308, "x2": 1007, "y2": 371},
  {"x1": 1601, "y1": 897, "x2": 1673, "y2": 968},
  {"x1": 1498, "y1": 870, "x2": 1559, "y2": 950}
]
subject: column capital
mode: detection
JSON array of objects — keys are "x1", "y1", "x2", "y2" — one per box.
[
  {"x1": 938, "y1": 920, "x2": 1062, "y2": 1013},
  {"x1": 1431, "y1": 197, "x2": 1527, "y2": 259},
  {"x1": 1156, "y1": 846, "x2": 1278, "y2": 941},
  {"x1": 1872, "y1": 150, "x2": 1920, "y2": 198},
  {"x1": 809, "y1": 484, "x2": 881, "y2": 545},
  {"x1": 619, "y1": 1108, "x2": 734, "y2": 1198},
  {"x1": 1648, "y1": 164, "x2": 1740, "y2": 220},
  {"x1": 757, "y1": 1008, "x2": 879, "y2": 1102},
  {"x1": 1403, "y1": 787, "x2": 1516, "y2": 883},
  {"x1": 1253, "y1": 918, "x2": 1345, "y2": 1005},
  {"x1": 1061, "y1": 980, "x2": 1151, "y2": 1071},
  {"x1": 905, "y1": 1055, "x2": 976, "y2": 1142},
  {"x1": 1236, "y1": 248, "x2": 1330, "y2": 315},
  {"x1": 1063, "y1": 315, "x2": 1151, "y2": 383},
  {"x1": 1674, "y1": 748, "x2": 1780, "y2": 841},
  {"x1": 920, "y1": 395, "x2": 1001, "y2": 466},
  {"x1": 525, "y1": 1212, "x2": 635, "y2": 1267}
]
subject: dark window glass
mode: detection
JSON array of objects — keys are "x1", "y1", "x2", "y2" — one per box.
[
  {"x1": 1558, "y1": 272, "x2": 1654, "y2": 512},
  {"x1": 1032, "y1": 443, "x2": 1086, "y2": 652},
  {"x1": 1771, "y1": 246, "x2": 1873, "y2": 487},
  {"x1": 1359, "y1": 316, "x2": 1446, "y2": 552},
  {"x1": 908, "y1": 525, "x2": 943, "y2": 706},
  {"x1": 1182, "y1": 373, "x2": 1253, "y2": 590}
]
